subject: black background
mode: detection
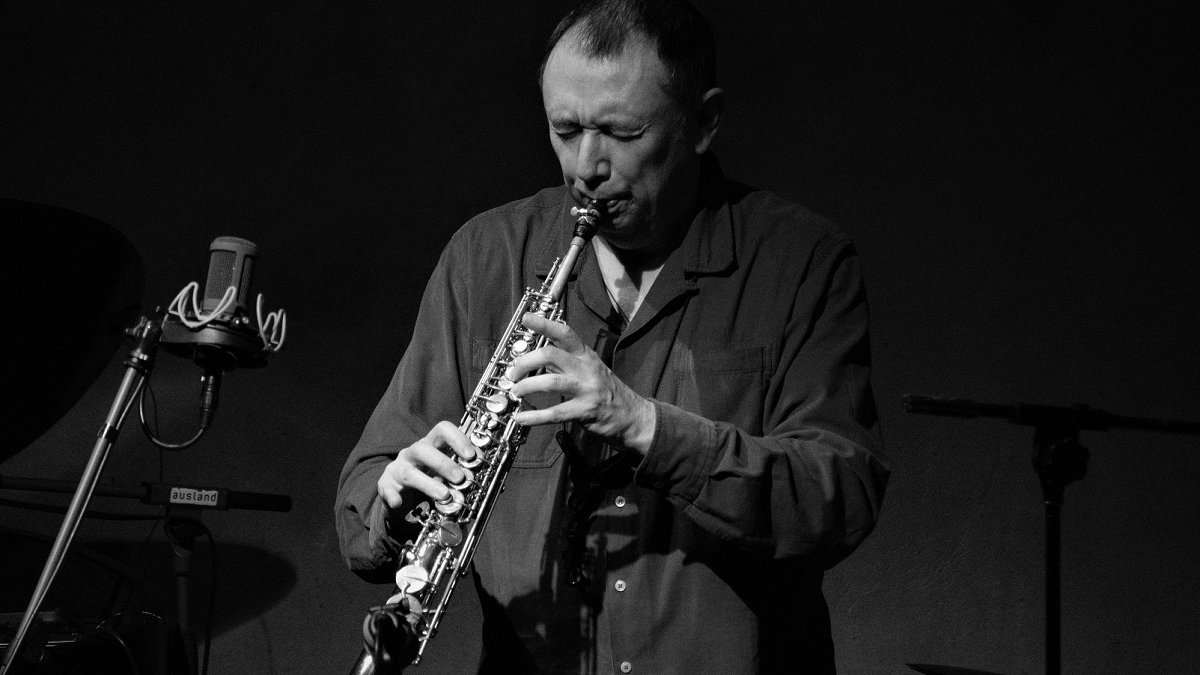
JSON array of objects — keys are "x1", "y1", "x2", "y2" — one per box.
[{"x1": 2, "y1": 2, "x2": 1197, "y2": 673}]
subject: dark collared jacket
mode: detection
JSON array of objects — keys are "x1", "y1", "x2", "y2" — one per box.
[{"x1": 337, "y1": 163, "x2": 890, "y2": 674}]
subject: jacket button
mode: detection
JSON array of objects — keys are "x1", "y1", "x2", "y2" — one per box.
[
  {"x1": 614, "y1": 579, "x2": 626, "y2": 592},
  {"x1": 620, "y1": 661, "x2": 632, "y2": 673},
  {"x1": 614, "y1": 495, "x2": 627, "y2": 508}
]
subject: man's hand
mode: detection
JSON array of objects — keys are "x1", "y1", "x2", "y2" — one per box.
[
  {"x1": 507, "y1": 312, "x2": 657, "y2": 454},
  {"x1": 377, "y1": 421, "x2": 476, "y2": 508}
]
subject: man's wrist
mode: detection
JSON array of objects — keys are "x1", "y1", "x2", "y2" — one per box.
[{"x1": 625, "y1": 397, "x2": 658, "y2": 455}]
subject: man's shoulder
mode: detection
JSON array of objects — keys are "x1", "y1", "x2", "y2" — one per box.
[
  {"x1": 455, "y1": 187, "x2": 566, "y2": 240},
  {"x1": 723, "y1": 180, "x2": 849, "y2": 254}
]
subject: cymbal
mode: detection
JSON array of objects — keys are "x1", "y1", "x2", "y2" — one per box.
[{"x1": 1, "y1": 200, "x2": 143, "y2": 461}]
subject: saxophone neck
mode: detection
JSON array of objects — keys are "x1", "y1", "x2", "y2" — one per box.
[
  {"x1": 541, "y1": 257, "x2": 564, "y2": 292},
  {"x1": 545, "y1": 202, "x2": 602, "y2": 301}
]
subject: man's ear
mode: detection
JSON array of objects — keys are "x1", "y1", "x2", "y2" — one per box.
[{"x1": 693, "y1": 87, "x2": 724, "y2": 154}]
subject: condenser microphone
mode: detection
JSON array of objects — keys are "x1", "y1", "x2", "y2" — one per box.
[
  {"x1": 161, "y1": 236, "x2": 269, "y2": 371},
  {"x1": 157, "y1": 236, "x2": 285, "y2": 438},
  {"x1": 202, "y1": 236, "x2": 257, "y2": 315},
  {"x1": 139, "y1": 237, "x2": 284, "y2": 448}
]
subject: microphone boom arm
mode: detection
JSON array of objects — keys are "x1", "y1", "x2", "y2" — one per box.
[{"x1": 0, "y1": 313, "x2": 163, "y2": 675}]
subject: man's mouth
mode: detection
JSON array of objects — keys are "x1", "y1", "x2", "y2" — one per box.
[{"x1": 580, "y1": 195, "x2": 626, "y2": 213}]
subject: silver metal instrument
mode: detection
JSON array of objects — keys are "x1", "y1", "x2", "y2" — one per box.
[{"x1": 351, "y1": 201, "x2": 601, "y2": 674}]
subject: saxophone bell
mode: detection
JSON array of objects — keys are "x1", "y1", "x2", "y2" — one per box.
[{"x1": 357, "y1": 602, "x2": 418, "y2": 675}]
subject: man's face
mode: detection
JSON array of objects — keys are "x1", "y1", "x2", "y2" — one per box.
[{"x1": 541, "y1": 35, "x2": 702, "y2": 253}]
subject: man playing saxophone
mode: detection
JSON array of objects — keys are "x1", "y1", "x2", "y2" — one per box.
[{"x1": 337, "y1": 1, "x2": 890, "y2": 672}]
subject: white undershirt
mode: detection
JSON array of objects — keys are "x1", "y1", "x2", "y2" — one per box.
[{"x1": 593, "y1": 236, "x2": 665, "y2": 324}]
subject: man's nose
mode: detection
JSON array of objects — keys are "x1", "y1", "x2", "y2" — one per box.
[{"x1": 573, "y1": 131, "x2": 610, "y2": 188}]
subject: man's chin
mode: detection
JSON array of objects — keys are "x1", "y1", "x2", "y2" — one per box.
[{"x1": 597, "y1": 222, "x2": 654, "y2": 252}]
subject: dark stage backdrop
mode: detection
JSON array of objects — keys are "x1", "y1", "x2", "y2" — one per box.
[{"x1": 2, "y1": 2, "x2": 1196, "y2": 673}]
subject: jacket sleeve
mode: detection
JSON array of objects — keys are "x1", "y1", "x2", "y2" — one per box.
[
  {"x1": 334, "y1": 232, "x2": 474, "y2": 582},
  {"x1": 633, "y1": 235, "x2": 889, "y2": 567}
]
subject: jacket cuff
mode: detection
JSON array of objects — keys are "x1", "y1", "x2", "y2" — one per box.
[{"x1": 633, "y1": 400, "x2": 720, "y2": 503}]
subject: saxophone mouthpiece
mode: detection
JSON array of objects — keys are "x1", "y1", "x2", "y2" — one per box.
[{"x1": 569, "y1": 200, "x2": 601, "y2": 239}]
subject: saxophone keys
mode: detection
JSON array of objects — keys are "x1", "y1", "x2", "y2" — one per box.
[
  {"x1": 384, "y1": 590, "x2": 424, "y2": 619},
  {"x1": 510, "y1": 337, "x2": 530, "y2": 355},
  {"x1": 434, "y1": 488, "x2": 464, "y2": 515},
  {"x1": 448, "y1": 468, "x2": 474, "y2": 491},
  {"x1": 396, "y1": 563, "x2": 431, "y2": 594},
  {"x1": 437, "y1": 521, "x2": 464, "y2": 547},
  {"x1": 485, "y1": 393, "x2": 510, "y2": 414},
  {"x1": 496, "y1": 365, "x2": 520, "y2": 389},
  {"x1": 470, "y1": 429, "x2": 493, "y2": 448}
]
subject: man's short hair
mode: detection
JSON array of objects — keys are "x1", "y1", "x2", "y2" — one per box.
[{"x1": 538, "y1": 0, "x2": 717, "y2": 113}]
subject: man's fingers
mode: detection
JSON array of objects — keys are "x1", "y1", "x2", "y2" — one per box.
[
  {"x1": 412, "y1": 441, "x2": 469, "y2": 486},
  {"x1": 424, "y1": 419, "x2": 476, "y2": 462},
  {"x1": 402, "y1": 466, "x2": 454, "y2": 503},
  {"x1": 506, "y1": 346, "x2": 568, "y2": 382},
  {"x1": 379, "y1": 434, "x2": 470, "y2": 506},
  {"x1": 513, "y1": 400, "x2": 579, "y2": 427},
  {"x1": 509, "y1": 372, "x2": 577, "y2": 400},
  {"x1": 522, "y1": 313, "x2": 582, "y2": 350},
  {"x1": 379, "y1": 480, "x2": 404, "y2": 509}
]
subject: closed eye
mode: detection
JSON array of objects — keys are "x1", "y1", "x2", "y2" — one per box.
[
  {"x1": 604, "y1": 125, "x2": 645, "y2": 141},
  {"x1": 550, "y1": 123, "x2": 581, "y2": 140}
]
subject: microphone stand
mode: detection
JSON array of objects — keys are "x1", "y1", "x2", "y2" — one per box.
[
  {"x1": 902, "y1": 394, "x2": 1200, "y2": 675},
  {"x1": 0, "y1": 314, "x2": 163, "y2": 675},
  {"x1": 0, "y1": 475, "x2": 292, "y2": 675},
  {"x1": 165, "y1": 508, "x2": 205, "y2": 675}
]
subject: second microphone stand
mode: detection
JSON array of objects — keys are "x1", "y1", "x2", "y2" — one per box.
[{"x1": 903, "y1": 395, "x2": 1200, "y2": 675}]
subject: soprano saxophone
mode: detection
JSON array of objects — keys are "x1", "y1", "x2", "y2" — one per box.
[{"x1": 350, "y1": 201, "x2": 601, "y2": 674}]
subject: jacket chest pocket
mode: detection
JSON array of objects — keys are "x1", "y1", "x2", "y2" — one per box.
[{"x1": 666, "y1": 345, "x2": 770, "y2": 434}]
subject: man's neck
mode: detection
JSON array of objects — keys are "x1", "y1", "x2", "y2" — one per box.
[{"x1": 593, "y1": 236, "x2": 668, "y2": 323}]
